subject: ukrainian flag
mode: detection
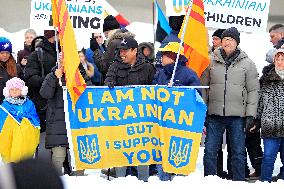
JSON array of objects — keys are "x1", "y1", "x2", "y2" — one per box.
[{"x1": 0, "y1": 106, "x2": 40, "y2": 163}]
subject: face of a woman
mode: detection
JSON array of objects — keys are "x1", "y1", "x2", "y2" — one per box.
[
  {"x1": 79, "y1": 52, "x2": 86, "y2": 63},
  {"x1": 25, "y1": 33, "x2": 36, "y2": 46},
  {"x1": 0, "y1": 51, "x2": 10, "y2": 62},
  {"x1": 275, "y1": 53, "x2": 284, "y2": 70}
]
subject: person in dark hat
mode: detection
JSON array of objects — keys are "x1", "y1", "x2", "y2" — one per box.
[
  {"x1": 103, "y1": 15, "x2": 120, "y2": 39},
  {"x1": 211, "y1": 29, "x2": 225, "y2": 52},
  {"x1": 202, "y1": 27, "x2": 260, "y2": 181},
  {"x1": 104, "y1": 38, "x2": 155, "y2": 181}
]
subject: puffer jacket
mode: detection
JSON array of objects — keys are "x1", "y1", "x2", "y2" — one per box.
[
  {"x1": 104, "y1": 54, "x2": 156, "y2": 86},
  {"x1": 257, "y1": 64, "x2": 284, "y2": 138},
  {"x1": 202, "y1": 47, "x2": 259, "y2": 117}
]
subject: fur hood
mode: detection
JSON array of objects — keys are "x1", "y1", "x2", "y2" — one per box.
[{"x1": 107, "y1": 29, "x2": 135, "y2": 45}]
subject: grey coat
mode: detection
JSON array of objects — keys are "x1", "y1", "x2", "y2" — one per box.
[
  {"x1": 202, "y1": 47, "x2": 259, "y2": 117},
  {"x1": 257, "y1": 65, "x2": 284, "y2": 138}
]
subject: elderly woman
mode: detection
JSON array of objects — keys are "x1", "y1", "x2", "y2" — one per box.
[
  {"x1": 0, "y1": 37, "x2": 17, "y2": 103},
  {"x1": 258, "y1": 48, "x2": 284, "y2": 182}
]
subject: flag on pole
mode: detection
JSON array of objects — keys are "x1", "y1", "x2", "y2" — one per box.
[
  {"x1": 178, "y1": 0, "x2": 209, "y2": 78},
  {"x1": 104, "y1": 1, "x2": 130, "y2": 28},
  {"x1": 155, "y1": 1, "x2": 171, "y2": 43},
  {"x1": 51, "y1": 0, "x2": 86, "y2": 110}
]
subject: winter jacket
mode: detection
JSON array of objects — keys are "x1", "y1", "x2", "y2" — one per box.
[
  {"x1": 93, "y1": 30, "x2": 135, "y2": 83},
  {"x1": 85, "y1": 48, "x2": 102, "y2": 85},
  {"x1": 202, "y1": 47, "x2": 259, "y2": 117},
  {"x1": 24, "y1": 37, "x2": 57, "y2": 113},
  {"x1": 39, "y1": 73, "x2": 68, "y2": 149},
  {"x1": 152, "y1": 56, "x2": 201, "y2": 93},
  {"x1": 104, "y1": 55, "x2": 156, "y2": 86},
  {"x1": 17, "y1": 43, "x2": 32, "y2": 64},
  {"x1": 0, "y1": 62, "x2": 13, "y2": 104},
  {"x1": 138, "y1": 42, "x2": 155, "y2": 64},
  {"x1": 257, "y1": 65, "x2": 284, "y2": 138},
  {"x1": 1, "y1": 98, "x2": 40, "y2": 127}
]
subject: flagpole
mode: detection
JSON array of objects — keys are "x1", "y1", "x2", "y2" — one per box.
[
  {"x1": 54, "y1": 27, "x2": 62, "y2": 86},
  {"x1": 153, "y1": 0, "x2": 157, "y2": 43},
  {"x1": 169, "y1": 0, "x2": 193, "y2": 87}
]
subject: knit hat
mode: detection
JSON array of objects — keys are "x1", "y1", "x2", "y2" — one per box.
[
  {"x1": 221, "y1": 27, "x2": 240, "y2": 45},
  {"x1": 103, "y1": 15, "x2": 120, "y2": 32},
  {"x1": 212, "y1": 29, "x2": 225, "y2": 39},
  {"x1": 44, "y1": 30, "x2": 56, "y2": 39},
  {"x1": 169, "y1": 16, "x2": 185, "y2": 31},
  {"x1": 3, "y1": 77, "x2": 28, "y2": 97},
  {"x1": 0, "y1": 37, "x2": 12, "y2": 53},
  {"x1": 273, "y1": 48, "x2": 284, "y2": 61}
]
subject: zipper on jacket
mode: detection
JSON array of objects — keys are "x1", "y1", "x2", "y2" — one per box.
[{"x1": 223, "y1": 64, "x2": 228, "y2": 116}]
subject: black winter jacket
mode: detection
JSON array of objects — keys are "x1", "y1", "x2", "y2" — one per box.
[
  {"x1": 0, "y1": 62, "x2": 13, "y2": 103},
  {"x1": 39, "y1": 73, "x2": 68, "y2": 148},
  {"x1": 104, "y1": 55, "x2": 156, "y2": 86}
]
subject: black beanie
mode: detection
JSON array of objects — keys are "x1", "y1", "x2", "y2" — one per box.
[
  {"x1": 103, "y1": 15, "x2": 120, "y2": 32},
  {"x1": 212, "y1": 29, "x2": 225, "y2": 39},
  {"x1": 44, "y1": 30, "x2": 55, "y2": 39},
  {"x1": 221, "y1": 27, "x2": 240, "y2": 45},
  {"x1": 169, "y1": 15, "x2": 185, "y2": 31}
]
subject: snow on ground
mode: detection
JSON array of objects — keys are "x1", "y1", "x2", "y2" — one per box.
[{"x1": 61, "y1": 146, "x2": 284, "y2": 189}]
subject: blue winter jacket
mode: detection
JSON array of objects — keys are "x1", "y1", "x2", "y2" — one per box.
[
  {"x1": 1, "y1": 98, "x2": 40, "y2": 127},
  {"x1": 85, "y1": 48, "x2": 103, "y2": 84},
  {"x1": 153, "y1": 56, "x2": 201, "y2": 94}
]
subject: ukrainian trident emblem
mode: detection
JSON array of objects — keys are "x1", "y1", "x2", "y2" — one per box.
[
  {"x1": 168, "y1": 136, "x2": 192, "y2": 168},
  {"x1": 77, "y1": 134, "x2": 101, "y2": 164}
]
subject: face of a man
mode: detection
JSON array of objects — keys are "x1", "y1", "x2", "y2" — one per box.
[
  {"x1": 119, "y1": 48, "x2": 137, "y2": 65},
  {"x1": 93, "y1": 33, "x2": 104, "y2": 45},
  {"x1": 221, "y1": 37, "x2": 238, "y2": 56},
  {"x1": 274, "y1": 53, "x2": 284, "y2": 71},
  {"x1": 270, "y1": 31, "x2": 284, "y2": 46},
  {"x1": 0, "y1": 51, "x2": 10, "y2": 62},
  {"x1": 161, "y1": 54, "x2": 174, "y2": 66},
  {"x1": 212, "y1": 36, "x2": 222, "y2": 49}
]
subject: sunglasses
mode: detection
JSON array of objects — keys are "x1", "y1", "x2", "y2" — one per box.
[{"x1": 94, "y1": 36, "x2": 102, "y2": 39}]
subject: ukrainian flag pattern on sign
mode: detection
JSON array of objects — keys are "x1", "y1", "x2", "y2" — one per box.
[{"x1": 64, "y1": 86, "x2": 206, "y2": 175}]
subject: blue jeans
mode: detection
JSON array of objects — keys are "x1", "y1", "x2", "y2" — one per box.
[
  {"x1": 156, "y1": 164, "x2": 172, "y2": 181},
  {"x1": 261, "y1": 137, "x2": 284, "y2": 182},
  {"x1": 203, "y1": 115, "x2": 246, "y2": 181}
]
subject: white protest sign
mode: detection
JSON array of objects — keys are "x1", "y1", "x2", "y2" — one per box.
[
  {"x1": 30, "y1": 0, "x2": 105, "y2": 33},
  {"x1": 165, "y1": 0, "x2": 270, "y2": 32}
]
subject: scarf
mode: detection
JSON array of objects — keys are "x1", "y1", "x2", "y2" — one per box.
[
  {"x1": 275, "y1": 68, "x2": 284, "y2": 80},
  {"x1": 5, "y1": 96, "x2": 27, "y2": 105}
]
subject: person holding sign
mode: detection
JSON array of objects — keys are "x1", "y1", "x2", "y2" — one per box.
[
  {"x1": 152, "y1": 41, "x2": 200, "y2": 181},
  {"x1": 104, "y1": 37, "x2": 156, "y2": 182},
  {"x1": 202, "y1": 27, "x2": 259, "y2": 181}
]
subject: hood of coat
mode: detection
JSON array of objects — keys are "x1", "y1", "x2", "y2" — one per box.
[
  {"x1": 260, "y1": 64, "x2": 282, "y2": 84},
  {"x1": 108, "y1": 29, "x2": 135, "y2": 45},
  {"x1": 138, "y1": 42, "x2": 155, "y2": 61}
]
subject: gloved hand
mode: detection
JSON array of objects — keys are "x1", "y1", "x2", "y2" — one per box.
[
  {"x1": 90, "y1": 38, "x2": 100, "y2": 51},
  {"x1": 106, "y1": 82, "x2": 115, "y2": 89},
  {"x1": 245, "y1": 116, "x2": 255, "y2": 132},
  {"x1": 250, "y1": 119, "x2": 261, "y2": 133}
]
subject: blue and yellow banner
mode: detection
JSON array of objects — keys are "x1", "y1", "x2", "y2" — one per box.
[
  {"x1": 64, "y1": 86, "x2": 206, "y2": 175},
  {"x1": 0, "y1": 106, "x2": 40, "y2": 163}
]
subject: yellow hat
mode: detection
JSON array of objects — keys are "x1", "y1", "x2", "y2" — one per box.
[{"x1": 158, "y1": 42, "x2": 184, "y2": 55}]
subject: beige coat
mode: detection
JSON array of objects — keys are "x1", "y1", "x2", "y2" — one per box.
[{"x1": 202, "y1": 47, "x2": 259, "y2": 117}]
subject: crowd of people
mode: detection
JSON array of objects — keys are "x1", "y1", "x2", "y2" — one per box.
[{"x1": 0, "y1": 13, "x2": 284, "y2": 186}]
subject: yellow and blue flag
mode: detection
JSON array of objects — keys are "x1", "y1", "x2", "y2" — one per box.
[
  {"x1": 0, "y1": 106, "x2": 40, "y2": 163},
  {"x1": 64, "y1": 86, "x2": 206, "y2": 175}
]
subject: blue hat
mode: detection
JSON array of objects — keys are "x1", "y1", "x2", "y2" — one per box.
[
  {"x1": 118, "y1": 37, "x2": 138, "y2": 49},
  {"x1": 0, "y1": 37, "x2": 12, "y2": 53}
]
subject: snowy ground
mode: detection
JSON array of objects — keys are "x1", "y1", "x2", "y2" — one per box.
[{"x1": 61, "y1": 146, "x2": 284, "y2": 189}]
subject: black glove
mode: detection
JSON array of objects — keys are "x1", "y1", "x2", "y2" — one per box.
[
  {"x1": 250, "y1": 119, "x2": 261, "y2": 133},
  {"x1": 90, "y1": 38, "x2": 100, "y2": 52},
  {"x1": 245, "y1": 116, "x2": 254, "y2": 132},
  {"x1": 107, "y1": 82, "x2": 115, "y2": 89}
]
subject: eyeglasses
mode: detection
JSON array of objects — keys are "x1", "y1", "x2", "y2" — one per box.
[{"x1": 222, "y1": 37, "x2": 234, "y2": 42}]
